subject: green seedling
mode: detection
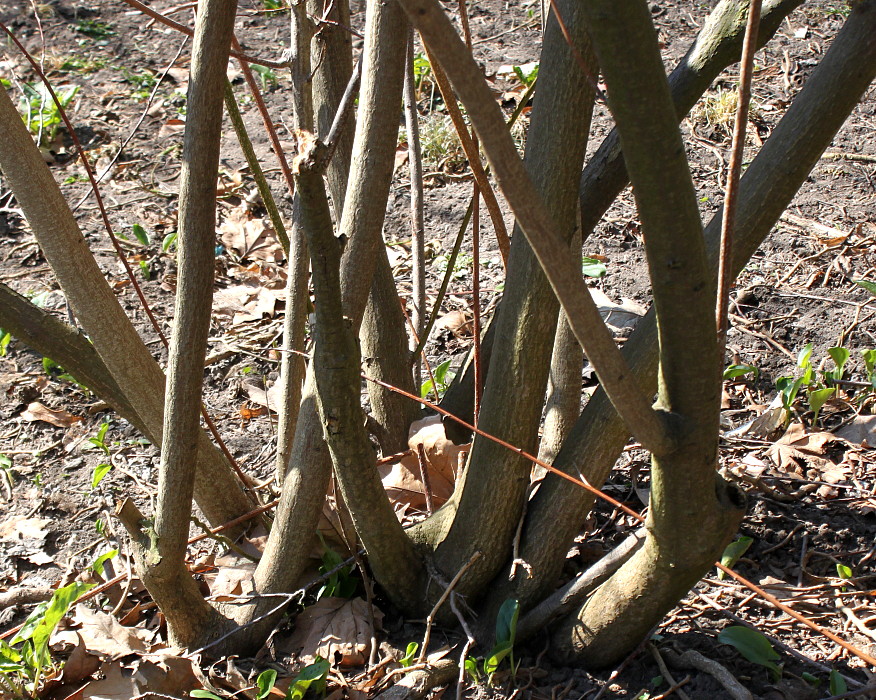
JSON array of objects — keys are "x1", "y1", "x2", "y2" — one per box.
[
  {"x1": 836, "y1": 563, "x2": 853, "y2": 592},
  {"x1": 0, "y1": 454, "x2": 13, "y2": 493},
  {"x1": 581, "y1": 256, "x2": 607, "y2": 278},
  {"x1": 91, "y1": 462, "x2": 112, "y2": 489},
  {"x1": 718, "y1": 625, "x2": 781, "y2": 680},
  {"x1": 413, "y1": 52, "x2": 432, "y2": 94},
  {"x1": 434, "y1": 251, "x2": 473, "y2": 280},
  {"x1": 18, "y1": 82, "x2": 78, "y2": 147},
  {"x1": 162, "y1": 231, "x2": 179, "y2": 253},
  {"x1": 132, "y1": 223, "x2": 150, "y2": 245},
  {"x1": 825, "y1": 346, "x2": 849, "y2": 382},
  {"x1": 316, "y1": 538, "x2": 356, "y2": 600},
  {"x1": 91, "y1": 549, "x2": 118, "y2": 578},
  {"x1": 286, "y1": 657, "x2": 330, "y2": 700},
  {"x1": 0, "y1": 329, "x2": 11, "y2": 357},
  {"x1": 400, "y1": 642, "x2": 419, "y2": 668},
  {"x1": 830, "y1": 669, "x2": 847, "y2": 695},
  {"x1": 723, "y1": 363, "x2": 758, "y2": 381},
  {"x1": 88, "y1": 422, "x2": 111, "y2": 456},
  {"x1": 512, "y1": 62, "x2": 539, "y2": 87},
  {"x1": 807, "y1": 386, "x2": 835, "y2": 426},
  {"x1": 121, "y1": 70, "x2": 157, "y2": 101},
  {"x1": 718, "y1": 536, "x2": 752, "y2": 579},
  {"x1": 484, "y1": 598, "x2": 520, "y2": 682},
  {"x1": 138, "y1": 260, "x2": 151, "y2": 280},
  {"x1": 862, "y1": 349, "x2": 876, "y2": 389},
  {"x1": 420, "y1": 359, "x2": 456, "y2": 400},
  {"x1": 2, "y1": 581, "x2": 93, "y2": 697},
  {"x1": 74, "y1": 19, "x2": 114, "y2": 39},
  {"x1": 256, "y1": 668, "x2": 277, "y2": 700},
  {"x1": 251, "y1": 64, "x2": 278, "y2": 91}
]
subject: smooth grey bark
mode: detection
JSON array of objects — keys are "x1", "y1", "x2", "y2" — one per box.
[
  {"x1": 579, "y1": 0, "x2": 804, "y2": 236},
  {"x1": 543, "y1": 1, "x2": 876, "y2": 665},
  {"x1": 550, "y1": 0, "x2": 744, "y2": 667},
  {"x1": 308, "y1": 0, "x2": 354, "y2": 216},
  {"x1": 0, "y1": 85, "x2": 252, "y2": 531},
  {"x1": 0, "y1": 284, "x2": 141, "y2": 430},
  {"x1": 537, "y1": 230, "x2": 584, "y2": 469},
  {"x1": 404, "y1": 0, "x2": 599, "y2": 596},
  {"x1": 121, "y1": 0, "x2": 241, "y2": 649},
  {"x1": 296, "y1": 145, "x2": 425, "y2": 611},
  {"x1": 361, "y1": 252, "x2": 420, "y2": 453},
  {"x1": 275, "y1": 0, "x2": 314, "y2": 479},
  {"x1": 440, "y1": 0, "x2": 804, "y2": 442},
  {"x1": 250, "y1": 0, "x2": 412, "y2": 620},
  {"x1": 486, "y1": 0, "x2": 815, "y2": 612}
]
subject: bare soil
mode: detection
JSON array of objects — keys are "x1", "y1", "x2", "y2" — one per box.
[{"x1": 0, "y1": 0, "x2": 875, "y2": 698}]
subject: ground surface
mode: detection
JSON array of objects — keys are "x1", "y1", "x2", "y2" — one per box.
[{"x1": 1, "y1": 0, "x2": 875, "y2": 698}]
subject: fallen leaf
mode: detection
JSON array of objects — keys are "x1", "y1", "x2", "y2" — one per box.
[
  {"x1": 281, "y1": 597, "x2": 382, "y2": 667},
  {"x1": 837, "y1": 415, "x2": 876, "y2": 447},
  {"x1": 133, "y1": 651, "x2": 199, "y2": 695},
  {"x1": 767, "y1": 422, "x2": 840, "y2": 475},
  {"x1": 242, "y1": 378, "x2": 284, "y2": 410},
  {"x1": 72, "y1": 604, "x2": 151, "y2": 659},
  {"x1": 81, "y1": 662, "x2": 140, "y2": 700},
  {"x1": 380, "y1": 415, "x2": 469, "y2": 509},
  {"x1": 589, "y1": 288, "x2": 647, "y2": 334},
  {"x1": 21, "y1": 401, "x2": 82, "y2": 427},
  {"x1": 434, "y1": 310, "x2": 472, "y2": 338},
  {"x1": 60, "y1": 633, "x2": 102, "y2": 684},
  {"x1": 219, "y1": 206, "x2": 283, "y2": 263},
  {"x1": 157, "y1": 118, "x2": 185, "y2": 138},
  {"x1": 0, "y1": 516, "x2": 51, "y2": 541}
]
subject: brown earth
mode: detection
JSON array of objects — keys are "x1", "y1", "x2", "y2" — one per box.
[{"x1": 0, "y1": 0, "x2": 875, "y2": 698}]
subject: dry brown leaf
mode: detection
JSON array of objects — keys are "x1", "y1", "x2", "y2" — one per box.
[
  {"x1": 0, "y1": 516, "x2": 50, "y2": 540},
  {"x1": 132, "y1": 651, "x2": 200, "y2": 695},
  {"x1": 837, "y1": 415, "x2": 876, "y2": 447},
  {"x1": 219, "y1": 206, "x2": 283, "y2": 263},
  {"x1": 380, "y1": 415, "x2": 469, "y2": 509},
  {"x1": 21, "y1": 401, "x2": 82, "y2": 427},
  {"x1": 60, "y1": 633, "x2": 102, "y2": 685},
  {"x1": 767, "y1": 422, "x2": 840, "y2": 474},
  {"x1": 242, "y1": 378, "x2": 284, "y2": 410},
  {"x1": 213, "y1": 283, "x2": 285, "y2": 324},
  {"x1": 81, "y1": 662, "x2": 140, "y2": 700},
  {"x1": 157, "y1": 118, "x2": 185, "y2": 138},
  {"x1": 434, "y1": 310, "x2": 472, "y2": 338},
  {"x1": 72, "y1": 604, "x2": 151, "y2": 659},
  {"x1": 281, "y1": 596, "x2": 382, "y2": 667},
  {"x1": 208, "y1": 563, "x2": 256, "y2": 600}
]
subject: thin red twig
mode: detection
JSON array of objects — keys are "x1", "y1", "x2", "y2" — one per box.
[{"x1": 716, "y1": 0, "x2": 761, "y2": 347}]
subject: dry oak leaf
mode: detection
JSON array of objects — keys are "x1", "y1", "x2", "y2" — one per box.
[
  {"x1": 69, "y1": 604, "x2": 151, "y2": 659},
  {"x1": 767, "y1": 422, "x2": 842, "y2": 475},
  {"x1": 282, "y1": 596, "x2": 382, "y2": 667},
  {"x1": 21, "y1": 401, "x2": 82, "y2": 427},
  {"x1": 380, "y1": 415, "x2": 469, "y2": 509},
  {"x1": 219, "y1": 206, "x2": 283, "y2": 263}
]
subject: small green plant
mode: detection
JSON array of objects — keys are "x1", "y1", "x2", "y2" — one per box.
[
  {"x1": 88, "y1": 422, "x2": 111, "y2": 456},
  {"x1": 120, "y1": 69, "x2": 157, "y2": 101},
  {"x1": 830, "y1": 669, "x2": 847, "y2": 695},
  {"x1": 91, "y1": 462, "x2": 112, "y2": 489},
  {"x1": 316, "y1": 538, "x2": 357, "y2": 600},
  {"x1": 512, "y1": 61, "x2": 539, "y2": 87},
  {"x1": 0, "y1": 328, "x2": 11, "y2": 356},
  {"x1": 18, "y1": 82, "x2": 78, "y2": 147},
  {"x1": 434, "y1": 251, "x2": 473, "y2": 280},
  {"x1": 251, "y1": 64, "x2": 278, "y2": 92},
  {"x1": 420, "y1": 359, "x2": 456, "y2": 400},
  {"x1": 0, "y1": 581, "x2": 93, "y2": 697},
  {"x1": 723, "y1": 363, "x2": 758, "y2": 381},
  {"x1": 256, "y1": 668, "x2": 277, "y2": 700},
  {"x1": 55, "y1": 56, "x2": 105, "y2": 73},
  {"x1": 74, "y1": 19, "x2": 114, "y2": 39},
  {"x1": 465, "y1": 599, "x2": 520, "y2": 686},
  {"x1": 412, "y1": 52, "x2": 432, "y2": 95},
  {"x1": 718, "y1": 625, "x2": 781, "y2": 680},
  {"x1": 718, "y1": 536, "x2": 752, "y2": 580},
  {"x1": 286, "y1": 657, "x2": 330, "y2": 700},
  {"x1": 399, "y1": 642, "x2": 418, "y2": 668},
  {"x1": 162, "y1": 231, "x2": 179, "y2": 253},
  {"x1": 581, "y1": 256, "x2": 607, "y2": 278}
]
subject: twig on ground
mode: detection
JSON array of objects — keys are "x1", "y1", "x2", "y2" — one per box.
[
  {"x1": 661, "y1": 648, "x2": 752, "y2": 700},
  {"x1": 648, "y1": 642, "x2": 691, "y2": 700},
  {"x1": 419, "y1": 551, "x2": 482, "y2": 663}
]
